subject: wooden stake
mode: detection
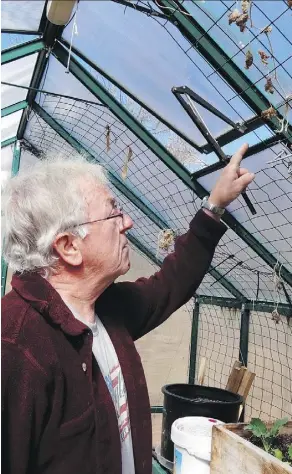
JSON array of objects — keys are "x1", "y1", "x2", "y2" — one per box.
[
  {"x1": 198, "y1": 357, "x2": 207, "y2": 385},
  {"x1": 226, "y1": 361, "x2": 244, "y2": 392}
]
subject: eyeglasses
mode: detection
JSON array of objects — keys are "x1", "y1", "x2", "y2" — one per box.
[{"x1": 73, "y1": 203, "x2": 124, "y2": 228}]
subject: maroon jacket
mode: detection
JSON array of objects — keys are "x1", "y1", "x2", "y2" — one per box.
[{"x1": 2, "y1": 210, "x2": 226, "y2": 474}]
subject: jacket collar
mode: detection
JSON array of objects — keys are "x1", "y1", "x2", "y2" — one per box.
[{"x1": 11, "y1": 272, "x2": 88, "y2": 337}]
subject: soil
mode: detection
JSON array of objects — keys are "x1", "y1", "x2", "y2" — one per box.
[
  {"x1": 190, "y1": 397, "x2": 228, "y2": 403},
  {"x1": 249, "y1": 434, "x2": 292, "y2": 465}
]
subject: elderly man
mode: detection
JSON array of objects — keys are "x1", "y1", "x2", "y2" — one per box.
[{"x1": 2, "y1": 144, "x2": 254, "y2": 474}]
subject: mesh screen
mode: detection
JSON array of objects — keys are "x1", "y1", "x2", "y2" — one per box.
[{"x1": 195, "y1": 303, "x2": 292, "y2": 421}]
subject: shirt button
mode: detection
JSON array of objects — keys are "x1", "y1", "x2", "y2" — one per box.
[{"x1": 82, "y1": 362, "x2": 87, "y2": 372}]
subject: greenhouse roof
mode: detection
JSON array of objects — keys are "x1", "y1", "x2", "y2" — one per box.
[{"x1": 1, "y1": 0, "x2": 292, "y2": 312}]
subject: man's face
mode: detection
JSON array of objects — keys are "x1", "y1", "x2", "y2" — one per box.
[{"x1": 79, "y1": 181, "x2": 133, "y2": 282}]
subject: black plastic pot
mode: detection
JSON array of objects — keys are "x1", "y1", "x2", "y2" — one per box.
[{"x1": 160, "y1": 383, "x2": 243, "y2": 462}]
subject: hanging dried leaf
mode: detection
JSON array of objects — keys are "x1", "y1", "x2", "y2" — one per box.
[
  {"x1": 271, "y1": 310, "x2": 281, "y2": 324},
  {"x1": 265, "y1": 77, "x2": 274, "y2": 94},
  {"x1": 258, "y1": 50, "x2": 270, "y2": 66},
  {"x1": 158, "y1": 229, "x2": 175, "y2": 251},
  {"x1": 287, "y1": 0, "x2": 292, "y2": 7},
  {"x1": 245, "y1": 50, "x2": 254, "y2": 69},
  {"x1": 261, "y1": 25, "x2": 272, "y2": 34},
  {"x1": 105, "y1": 125, "x2": 111, "y2": 152},
  {"x1": 121, "y1": 146, "x2": 133, "y2": 180},
  {"x1": 228, "y1": 9, "x2": 241, "y2": 24},
  {"x1": 241, "y1": 0, "x2": 251, "y2": 14},
  {"x1": 236, "y1": 13, "x2": 249, "y2": 32},
  {"x1": 261, "y1": 106, "x2": 277, "y2": 119}
]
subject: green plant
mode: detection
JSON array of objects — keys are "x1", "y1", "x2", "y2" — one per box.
[
  {"x1": 272, "y1": 444, "x2": 292, "y2": 466},
  {"x1": 245, "y1": 417, "x2": 288, "y2": 453}
]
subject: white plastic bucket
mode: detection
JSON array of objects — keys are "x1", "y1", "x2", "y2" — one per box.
[{"x1": 171, "y1": 416, "x2": 224, "y2": 474}]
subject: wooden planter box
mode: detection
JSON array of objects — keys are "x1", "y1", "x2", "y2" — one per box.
[{"x1": 211, "y1": 422, "x2": 292, "y2": 474}]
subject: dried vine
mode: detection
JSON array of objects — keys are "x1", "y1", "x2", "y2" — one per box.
[{"x1": 228, "y1": 0, "x2": 291, "y2": 132}]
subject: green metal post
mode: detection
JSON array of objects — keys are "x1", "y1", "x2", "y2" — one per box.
[
  {"x1": 1, "y1": 256, "x2": 8, "y2": 298},
  {"x1": 239, "y1": 303, "x2": 250, "y2": 367},
  {"x1": 188, "y1": 299, "x2": 200, "y2": 384},
  {"x1": 17, "y1": 21, "x2": 64, "y2": 139},
  {"x1": 1, "y1": 39, "x2": 44, "y2": 65},
  {"x1": 11, "y1": 140, "x2": 21, "y2": 176},
  {"x1": 1, "y1": 141, "x2": 21, "y2": 297},
  {"x1": 239, "y1": 303, "x2": 250, "y2": 421},
  {"x1": 53, "y1": 42, "x2": 292, "y2": 289},
  {"x1": 152, "y1": 459, "x2": 168, "y2": 474}
]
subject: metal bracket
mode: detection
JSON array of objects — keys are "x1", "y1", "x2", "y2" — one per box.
[{"x1": 172, "y1": 85, "x2": 256, "y2": 215}]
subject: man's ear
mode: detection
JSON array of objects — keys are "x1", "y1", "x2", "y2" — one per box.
[{"x1": 52, "y1": 233, "x2": 83, "y2": 266}]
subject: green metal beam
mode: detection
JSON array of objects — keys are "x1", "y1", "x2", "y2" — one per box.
[
  {"x1": 1, "y1": 136, "x2": 17, "y2": 148},
  {"x1": 33, "y1": 102, "x2": 243, "y2": 300},
  {"x1": 1, "y1": 29, "x2": 40, "y2": 35},
  {"x1": 151, "y1": 406, "x2": 164, "y2": 414},
  {"x1": 1, "y1": 39, "x2": 44, "y2": 65},
  {"x1": 1, "y1": 100, "x2": 27, "y2": 118},
  {"x1": 196, "y1": 296, "x2": 292, "y2": 317},
  {"x1": 53, "y1": 42, "x2": 292, "y2": 290},
  {"x1": 192, "y1": 136, "x2": 281, "y2": 179},
  {"x1": 60, "y1": 39, "x2": 202, "y2": 153},
  {"x1": 157, "y1": 0, "x2": 292, "y2": 145},
  {"x1": 200, "y1": 117, "x2": 268, "y2": 154}
]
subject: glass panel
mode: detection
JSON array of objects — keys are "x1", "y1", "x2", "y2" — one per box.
[
  {"x1": 62, "y1": 1, "x2": 256, "y2": 145},
  {"x1": 1, "y1": 53, "x2": 38, "y2": 109},
  {"x1": 1, "y1": 110, "x2": 22, "y2": 141},
  {"x1": 1, "y1": 1, "x2": 45, "y2": 31},
  {"x1": 198, "y1": 142, "x2": 292, "y2": 274},
  {"x1": 1, "y1": 33, "x2": 39, "y2": 50}
]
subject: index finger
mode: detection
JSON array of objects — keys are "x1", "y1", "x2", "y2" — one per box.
[{"x1": 229, "y1": 143, "x2": 249, "y2": 167}]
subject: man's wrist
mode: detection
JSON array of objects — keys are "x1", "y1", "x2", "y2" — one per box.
[
  {"x1": 202, "y1": 208, "x2": 221, "y2": 222},
  {"x1": 201, "y1": 196, "x2": 225, "y2": 219}
]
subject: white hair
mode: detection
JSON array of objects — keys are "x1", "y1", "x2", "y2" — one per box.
[{"x1": 2, "y1": 154, "x2": 108, "y2": 276}]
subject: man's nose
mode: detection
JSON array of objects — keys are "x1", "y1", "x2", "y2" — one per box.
[{"x1": 122, "y1": 213, "x2": 133, "y2": 231}]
